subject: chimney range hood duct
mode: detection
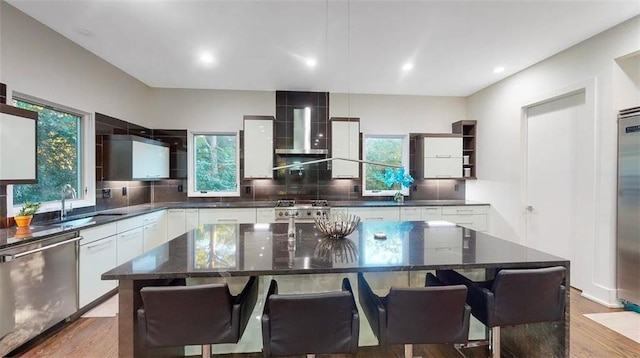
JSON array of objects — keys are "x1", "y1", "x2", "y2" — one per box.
[{"x1": 275, "y1": 107, "x2": 328, "y2": 155}]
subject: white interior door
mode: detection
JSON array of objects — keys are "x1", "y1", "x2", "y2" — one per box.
[{"x1": 526, "y1": 91, "x2": 591, "y2": 290}]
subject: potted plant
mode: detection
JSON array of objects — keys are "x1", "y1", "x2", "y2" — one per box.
[{"x1": 14, "y1": 201, "x2": 41, "y2": 227}]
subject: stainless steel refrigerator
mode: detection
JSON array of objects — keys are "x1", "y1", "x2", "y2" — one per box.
[{"x1": 617, "y1": 107, "x2": 640, "y2": 308}]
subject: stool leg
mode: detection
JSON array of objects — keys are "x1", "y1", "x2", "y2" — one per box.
[
  {"x1": 490, "y1": 326, "x2": 500, "y2": 358},
  {"x1": 404, "y1": 343, "x2": 413, "y2": 358},
  {"x1": 202, "y1": 344, "x2": 211, "y2": 358}
]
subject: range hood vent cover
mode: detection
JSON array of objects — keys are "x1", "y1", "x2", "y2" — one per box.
[{"x1": 275, "y1": 107, "x2": 328, "y2": 155}]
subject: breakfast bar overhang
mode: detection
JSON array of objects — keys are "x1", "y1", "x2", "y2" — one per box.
[{"x1": 103, "y1": 221, "x2": 570, "y2": 357}]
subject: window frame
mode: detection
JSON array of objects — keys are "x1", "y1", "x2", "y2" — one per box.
[
  {"x1": 187, "y1": 131, "x2": 240, "y2": 197},
  {"x1": 362, "y1": 134, "x2": 410, "y2": 197},
  {"x1": 7, "y1": 92, "x2": 95, "y2": 216}
]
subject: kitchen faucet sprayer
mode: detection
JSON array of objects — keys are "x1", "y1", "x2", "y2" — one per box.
[{"x1": 60, "y1": 184, "x2": 77, "y2": 220}]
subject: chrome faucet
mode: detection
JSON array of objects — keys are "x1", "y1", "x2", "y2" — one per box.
[{"x1": 60, "y1": 184, "x2": 77, "y2": 220}]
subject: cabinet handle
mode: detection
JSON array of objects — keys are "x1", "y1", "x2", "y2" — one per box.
[
  {"x1": 366, "y1": 217, "x2": 384, "y2": 221},
  {"x1": 218, "y1": 219, "x2": 238, "y2": 222},
  {"x1": 120, "y1": 233, "x2": 137, "y2": 240},
  {"x1": 435, "y1": 175, "x2": 452, "y2": 178},
  {"x1": 435, "y1": 155, "x2": 452, "y2": 158},
  {"x1": 337, "y1": 175, "x2": 354, "y2": 178},
  {"x1": 85, "y1": 240, "x2": 114, "y2": 250}
]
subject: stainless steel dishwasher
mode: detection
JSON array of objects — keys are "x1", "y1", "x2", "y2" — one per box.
[{"x1": 0, "y1": 231, "x2": 81, "y2": 356}]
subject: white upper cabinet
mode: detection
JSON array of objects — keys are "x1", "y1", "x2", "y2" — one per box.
[
  {"x1": 132, "y1": 140, "x2": 170, "y2": 179},
  {"x1": 104, "y1": 135, "x2": 170, "y2": 180},
  {"x1": 243, "y1": 117, "x2": 274, "y2": 179},
  {"x1": 423, "y1": 136, "x2": 463, "y2": 178},
  {"x1": 0, "y1": 104, "x2": 37, "y2": 184},
  {"x1": 331, "y1": 119, "x2": 360, "y2": 178}
]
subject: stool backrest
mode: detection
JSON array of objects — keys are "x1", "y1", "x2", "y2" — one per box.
[
  {"x1": 265, "y1": 290, "x2": 358, "y2": 356},
  {"x1": 492, "y1": 266, "x2": 566, "y2": 326},
  {"x1": 140, "y1": 283, "x2": 234, "y2": 347},
  {"x1": 385, "y1": 285, "x2": 470, "y2": 344}
]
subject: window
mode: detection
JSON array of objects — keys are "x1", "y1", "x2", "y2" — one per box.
[
  {"x1": 11, "y1": 96, "x2": 92, "y2": 212},
  {"x1": 363, "y1": 134, "x2": 409, "y2": 196},
  {"x1": 189, "y1": 132, "x2": 239, "y2": 197}
]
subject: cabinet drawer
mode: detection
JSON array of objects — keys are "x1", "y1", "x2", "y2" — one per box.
[
  {"x1": 199, "y1": 208, "x2": 256, "y2": 224},
  {"x1": 80, "y1": 222, "x2": 117, "y2": 245},
  {"x1": 116, "y1": 227, "x2": 144, "y2": 265},
  {"x1": 117, "y1": 215, "x2": 145, "y2": 232},
  {"x1": 440, "y1": 214, "x2": 487, "y2": 232},
  {"x1": 400, "y1": 207, "x2": 422, "y2": 221},
  {"x1": 140, "y1": 210, "x2": 165, "y2": 225},
  {"x1": 256, "y1": 208, "x2": 275, "y2": 223},
  {"x1": 441, "y1": 206, "x2": 489, "y2": 215},
  {"x1": 348, "y1": 207, "x2": 399, "y2": 221},
  {"x1": 421, "y1": 207, "x2": 442, "y2": 221}
]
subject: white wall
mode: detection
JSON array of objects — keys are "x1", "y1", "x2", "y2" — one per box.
[
  {"x1": 467, "y1": 16, "x2": 640, "y2": 306},
  {"x1": 147, "y1": 88, "x2": 274, "y2": 132},
  {"x1": 0, "y1": 2, "x2": 150, "y2": 125},
  {"x1": 331, "y1": 93, "x2": 466, "y2": 134}
]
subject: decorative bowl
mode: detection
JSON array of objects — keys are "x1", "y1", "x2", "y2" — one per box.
[{"x1": 314, "y1": 212, "x2": 360, "y2": 240}]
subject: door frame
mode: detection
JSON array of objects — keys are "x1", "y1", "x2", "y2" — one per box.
[{"x1": 520, "y1": 79, "x2": 597, "y2": 288}]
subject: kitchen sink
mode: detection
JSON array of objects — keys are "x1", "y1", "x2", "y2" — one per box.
[{"x1": 33, "y1": 213, "x2": 125, "y2": 228}]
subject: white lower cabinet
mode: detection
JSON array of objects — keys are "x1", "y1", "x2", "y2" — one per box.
[
  {"x1": 167, "y1": 209, "x2": 186, "y2": 239},
  {"x1": 400, "y1": 207, "x2": 422, "y2": 221},
  {"x1": 256, "y1": 208, "x2": 276, "y2": 223},
  {"x1": 185, "y1": 209, "x2": 199, "y2": 232},
  {"x1": 143, "y1": 221, "x2": 165, "y2": 251},
  {"x1": 421, "y1": 207, "x2": 442, "y2": 221},
  {"x1": 345, "y1": 207, "x2": 400, "y2": 221},
  {"x1": 78, "y1": 223, "x2": 118, "y2": 308},
  {"x1": 117, "y1": 227, "x2": 144, "y2": 265},
  {"x1": 199, "y1": 208, "x2": 257, "y2": 224},
  {"x1": 441, "y1": 205, "x2": 489, "y2": 232}
]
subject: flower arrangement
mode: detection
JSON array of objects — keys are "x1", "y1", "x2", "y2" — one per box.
[{"x1": 377, "y1": 167, "x2": 414, "y2": 202}]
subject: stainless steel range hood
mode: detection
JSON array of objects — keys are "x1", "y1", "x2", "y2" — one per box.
[{"x1": 275, "y1": 107, "x2": 328, "y2": 155}]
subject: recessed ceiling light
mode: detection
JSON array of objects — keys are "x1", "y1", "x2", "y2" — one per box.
[
  {"x1": 493, "y1": 66, "x2": 505, "y2": 73},
  {"x1": 305, "y1": 58, "x2": 317, "y2": 68},
  {"x1": 199, "y1": 52, "x2": 215, "y2": 66},
  {"x1": 402, "y1": 62, "x2": 414, "y2": 72}
]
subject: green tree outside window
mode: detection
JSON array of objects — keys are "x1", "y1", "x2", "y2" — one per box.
[
  {"x1": 12, "y1": 99, "x2": 81, "y2": 205},
  {"x1": 194, "y1": 134, "x2": 238, "y2": 192}
]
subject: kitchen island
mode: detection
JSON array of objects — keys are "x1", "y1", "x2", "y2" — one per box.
[{"x1": 102, "y1": 221, "x2": 569, "y2": 357}]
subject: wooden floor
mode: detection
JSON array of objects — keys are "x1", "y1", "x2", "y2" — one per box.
[{"x1": 14, "y1": 288, "x2": 640, "y2": 358}]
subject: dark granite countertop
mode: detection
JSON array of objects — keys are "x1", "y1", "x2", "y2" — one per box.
[
  {"x1": 330, "y1": 200, "x2": 488, "y2": 207},
  {"x1": 102, "y1": 221, "x2": 568, "y2": 280},
  {"x1": 0, "y1": 200, "x2": 489, "y2": 250}
]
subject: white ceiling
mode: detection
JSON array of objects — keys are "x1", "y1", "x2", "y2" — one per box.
[{"x1": 7, "y1": 0, "x2": 640, "y2": 96}]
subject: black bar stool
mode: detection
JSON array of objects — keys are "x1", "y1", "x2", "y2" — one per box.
[
  {"x1": 358, "y1": 272, "x2": 471, "y2": 358},
  {"x1": 137, "y1": 276, "x2": 258, "y2": 357},
  {"x1": 436, "y1": 266, "x2": 566, "y2": 358},
  {"x1": 261, "y1": 278, "x2": 360, "y2": 357}
]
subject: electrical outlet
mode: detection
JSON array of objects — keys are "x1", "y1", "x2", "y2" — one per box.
[
  {"x1": 102, "y1": 188, "x2": 111, "y2": 198},
  {"x1": 245, "y1": 186, "x2": 251, "y2": 194},
  {"x1": 353, "y1": 185, "x2": 359, "y2": 192},
  {"x1": 122, "y1": 187, "x2": 127, "y2": 196},
  {"x1": 178, "y1": 185, "x2": 183, "y2": 192}
]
